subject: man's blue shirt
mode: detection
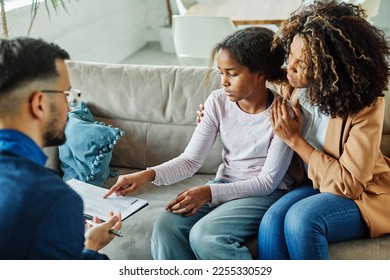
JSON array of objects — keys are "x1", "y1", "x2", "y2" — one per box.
[
  {"x1": 0, "y1": 129, "x2": 107, "y2": 259},
  {"x1": 0, "y1": 129, "x2": 47, "y2": 166}
]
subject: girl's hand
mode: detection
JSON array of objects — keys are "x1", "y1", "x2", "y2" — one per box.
[
  {"x1": 103, "y1": 169, "x2": 155, "y2": 198},
  {"x1": 165, "y1": 185, "x2": 211, "y2": 216}
]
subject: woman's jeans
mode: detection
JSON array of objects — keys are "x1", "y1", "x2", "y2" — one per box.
[
  {"x1": 151, "y1": 178, "x2": 286, "y2": 260},
  {"x1": 257, "y1": 184, "x2": 369, "y2": 260}
]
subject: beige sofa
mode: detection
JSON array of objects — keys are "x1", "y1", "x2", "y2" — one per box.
[{"x1": 45, "y1": 60, "x2": 390, "y2": 260}]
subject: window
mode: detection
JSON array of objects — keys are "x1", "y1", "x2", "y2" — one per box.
[{"x1": 2, "y1": 0, "x2": 41, "y2": 12}]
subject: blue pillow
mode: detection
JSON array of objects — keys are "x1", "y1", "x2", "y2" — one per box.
[{"x1": 59, "y1": 101, "x2": 125, "y2": 187}]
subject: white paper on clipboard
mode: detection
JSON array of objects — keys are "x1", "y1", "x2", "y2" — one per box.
[{"x1": 66, "y1": 178, "x2": 148, "y2": 221}]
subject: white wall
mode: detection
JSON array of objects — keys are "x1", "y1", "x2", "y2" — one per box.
[
  {"x1": 4, "y1": 0, "x2": 152, "y2": 63},
  {"x1": 3, "y1": 0, "x2": 389, "y2": 64},
  {"x1": 371, "y1": 0, "x2": 390, "y2": 35},
  {"x1": 144, "y1": 0, "x2": 175, "y2": 42}
]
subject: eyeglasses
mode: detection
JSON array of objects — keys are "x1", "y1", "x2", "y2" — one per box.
[{"x1": 41, "y1": 89, "x2": 82, "y2": 107}]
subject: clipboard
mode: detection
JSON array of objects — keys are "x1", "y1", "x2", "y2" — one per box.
[{"x1": 66, "y1": 178, "x2": 148, "y2": 221}]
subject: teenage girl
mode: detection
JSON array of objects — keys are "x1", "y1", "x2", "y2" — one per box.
[{"x1": 104, "y1": 27, "x2": 294, "y2": 259}]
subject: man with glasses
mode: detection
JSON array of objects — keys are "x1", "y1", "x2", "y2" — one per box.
[{"x1": 0, "y1": 37, "x2": 121, "y2": 259}]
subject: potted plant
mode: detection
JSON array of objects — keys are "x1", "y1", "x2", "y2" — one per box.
[
  {"x1": 1, "y1": 0, "x2": 75, "y2": 39},
  {"x1": 165, "y1": 0, "x2": 173, "y2": 27},
  {"x1": 159, "y1": 0, "x2": 175, "y2": 53},
  {"x1": 1, "y1": 0, "x2": 8, "y2": 38}
]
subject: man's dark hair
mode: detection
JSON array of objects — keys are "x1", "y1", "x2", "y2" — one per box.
[{"x1": 0, "y1": 37, "x2": 70, "y2": 94}]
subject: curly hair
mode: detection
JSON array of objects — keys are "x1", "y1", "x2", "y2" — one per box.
[
  {"x1": 209, "y1": 26, "x2": 287, "y2": 84},
  {"x1": 274, "y1": 0, "x2": 390, "y2": 118}
]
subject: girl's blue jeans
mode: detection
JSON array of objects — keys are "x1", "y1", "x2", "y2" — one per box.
[
  {"x1": 257, "y1": 184, "x2": 369, "y2": 259},
  {"x1": 151, "y1": 179, "x2": 286, "y2": 259}
]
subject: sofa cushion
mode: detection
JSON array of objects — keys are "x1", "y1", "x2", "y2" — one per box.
[{"x1": 59, "y1": 101, "x2": 125, "y2": 187}]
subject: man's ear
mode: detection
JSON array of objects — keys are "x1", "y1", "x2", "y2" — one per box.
[{"x1": 29, "y1": 91, "x2": 45, "y2": 120}]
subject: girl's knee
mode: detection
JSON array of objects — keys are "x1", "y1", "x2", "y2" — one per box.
[
  {"x1": 189, "y1": 221, "x2": 206, "y2": 247},
  {"x1": 153, "y1": 211, "x2": 179, "y2": 239},
  {"x1": 189, "y1": 221, "x2": 214, "y2": 257}
]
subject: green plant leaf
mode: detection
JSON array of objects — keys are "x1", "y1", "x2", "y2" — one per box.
[
  {"x1": 1, "y1": 0, "x2": 77, "y2": 38},
  {"x1": 28, "y1": 0, "x2": 77, "y2": 36}
]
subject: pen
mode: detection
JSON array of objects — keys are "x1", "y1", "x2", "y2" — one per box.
[{"x1": 85, "y1": 219, "x2": 123, "y2": 237}]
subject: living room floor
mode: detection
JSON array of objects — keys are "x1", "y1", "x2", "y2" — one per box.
[{"x1": 122, "y1": 41, "x2": 181, "y2": 66}]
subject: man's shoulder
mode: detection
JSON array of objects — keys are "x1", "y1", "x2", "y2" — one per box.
[
  {"x1": 0, "y1": 154, "x2": 80, "y2": 202},
  {"x1": 0, "y1": 156, "x2": 84, "y2": 259}
]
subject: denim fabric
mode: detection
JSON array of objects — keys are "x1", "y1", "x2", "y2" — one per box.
[
  {"x1": 257, "y1": 184, "x2": 369, "y2": 260},
  {"x1": 151, "y1": 178, "x2": 285, "y2": 259}
]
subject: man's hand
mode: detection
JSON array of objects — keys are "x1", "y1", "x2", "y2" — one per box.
[{"x1": 84, "y1": 212, "x2": 122, "y2": 251}]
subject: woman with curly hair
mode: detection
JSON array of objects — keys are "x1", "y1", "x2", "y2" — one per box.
[{"x1": 257, "y1": 0, "x2": 390, "y2": 259}]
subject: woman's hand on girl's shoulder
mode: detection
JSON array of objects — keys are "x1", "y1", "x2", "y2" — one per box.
[{"x1": 196, "y1": 104, "x2": 205, "y2": 124}]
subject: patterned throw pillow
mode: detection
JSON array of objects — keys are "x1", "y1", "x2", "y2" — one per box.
[{"x1": 59, "y1": 101, "x2": 125, "y2": 187}]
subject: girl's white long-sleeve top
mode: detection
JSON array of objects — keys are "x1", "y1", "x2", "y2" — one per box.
[{"x1": 151, "y1": 89, "x2": 294, "y2": 206}]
